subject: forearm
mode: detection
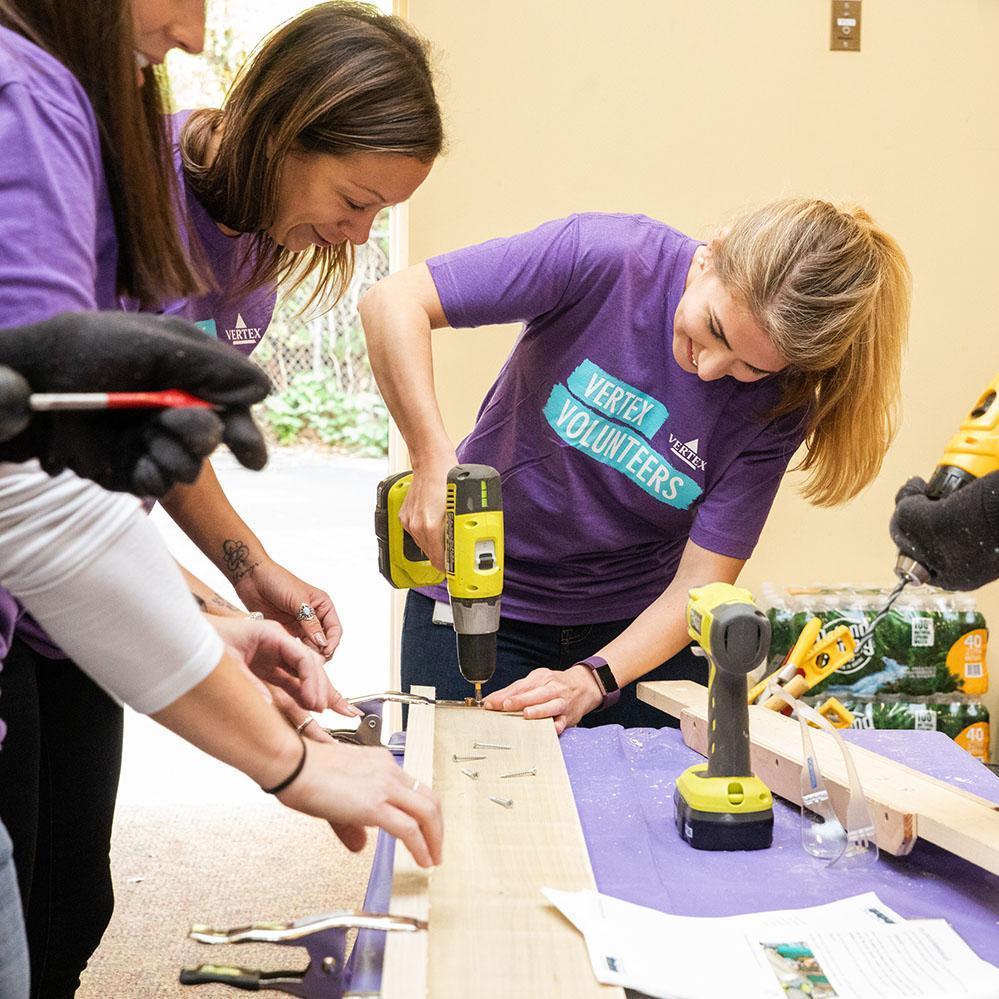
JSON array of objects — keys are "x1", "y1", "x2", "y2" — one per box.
[
  {"x1": 596, "y1": 543, "x2": 744, "y2": 687},
  {"x1": 152, "y1": 650, "x2": 301, "y2": 789},
  {"x1": 177, "y1": 561, "x2": 247, "y2": 617},
  {"x1": 162, "y1": 460, "x2": 267, "y2": 585},
  {"x1": 359, "y1": 267, "x2": 454, "y2": 467}
]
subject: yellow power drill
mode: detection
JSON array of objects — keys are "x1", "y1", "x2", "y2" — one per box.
[
  {"x1": 375, "y1": 464, "x2": 503, "y2": 704},
  {"x1": 674, "y1": 583, "x2": 774, "y2": 851},
  {"x1": 895, "y1": 372, "x2": 999, "y2": 586}
]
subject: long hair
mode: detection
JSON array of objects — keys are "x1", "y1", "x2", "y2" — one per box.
[
  {"x1": 713, "y1": 198, "x2": 911, "y2": 506},
  {"x1": 181, "y1": 1, "x2": 444, "y2": 312},
  {"x1": 0, "y1": 0, "x2": 203, "y2": 306}
]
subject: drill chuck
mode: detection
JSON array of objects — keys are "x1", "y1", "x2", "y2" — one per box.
[{"x1": 456, "y1": 634, "x2": 497, "y2": 684}]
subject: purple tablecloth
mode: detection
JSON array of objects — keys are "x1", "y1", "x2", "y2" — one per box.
[{"x1": 347, "y1": 727, "x2": 999, "y2": 993}]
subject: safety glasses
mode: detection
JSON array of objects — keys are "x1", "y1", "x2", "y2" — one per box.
[{"x1": 765, "y1": 683, "x2": 879, "y2": 868}]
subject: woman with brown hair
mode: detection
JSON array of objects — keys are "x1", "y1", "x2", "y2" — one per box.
[
  {"x1": 0, "y1": 2, "x2": 444, "y2": 995},
  {"x1": 140, "y1": 2, "x2": 443, "y2": 656}
]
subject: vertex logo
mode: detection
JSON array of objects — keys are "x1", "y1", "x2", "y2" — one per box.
[
  {"x1": 669, "y1": 434, "x2": 706, "y2": 472},
  {"x1": 225, "y1": 313, "x2": 262, "y2": 346}
]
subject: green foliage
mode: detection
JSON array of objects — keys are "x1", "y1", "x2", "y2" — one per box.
[{"x1": 258, "y1": 374, "x2": 388, "y2": 455}]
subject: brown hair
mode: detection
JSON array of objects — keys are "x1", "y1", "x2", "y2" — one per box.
[
  {"x1": 0, "y1": 0, "x2": 203, "y2": 306},
  {"x1": 714, "y1": 198, "x2": 911, "y2": 506},
  {"x1": 181, "y1": 1, "x2": 443, "y2": 310}
]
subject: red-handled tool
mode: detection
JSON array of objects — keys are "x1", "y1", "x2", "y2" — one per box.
[
  {"x1": 29, "y1": 389, "x2": 216, "y2": 411},
  {"x1": 0, "y1": 364, "x2": 219, "y2": 441}
]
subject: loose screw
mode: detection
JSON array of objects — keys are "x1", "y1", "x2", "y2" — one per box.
[
  {"x1": 460, "y1": 768, "x2": 479, "y2": 780},
  {"x1": 499, "y1": 768, "x2": 537, "y2": 779},
  {"x1": 453, "y1": 754, "x2": 486, "y2": 762},
  {"x1": 473, "y1": 742, "x2": 511, "y2": 750},
  {"x1": 489, "y1": 796, "x2": 514, "y2": 809}
]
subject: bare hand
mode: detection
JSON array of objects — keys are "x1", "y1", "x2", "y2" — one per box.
[
  {"x1": 398, "y1": 450, "x2": 457, "y2": 571},
  {"x1": 279, "y1": 740, "x2": 443, "y2": 868},
  {"x1": 482, "y1": 665, "x2": 603, "y2": 734},
  {"x1": 209, "y1": 616, "x2": 357, "y2": 716},
  {"x1": 234, "y1": 557, "x2": 342, "y2": 657}
]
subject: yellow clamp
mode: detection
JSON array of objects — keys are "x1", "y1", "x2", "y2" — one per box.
[{"x1": 748, "y1": 617, "x2": 856, "y2": 709}]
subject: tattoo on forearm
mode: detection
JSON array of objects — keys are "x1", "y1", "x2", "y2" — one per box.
[
  {"x1": 222, "y1": 538, "x2": 261, "y2": 582},
  {"x1": 210, "y1": 594, "x2": 241, "y2": 613}
]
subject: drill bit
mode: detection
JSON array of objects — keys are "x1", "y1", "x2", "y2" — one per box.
[
  {"x1": 853, "y1": 578, "x2": 909, "y2": 649},
  {"x1": 474, "y1": 682, "x2": 482, "y2": 706}
]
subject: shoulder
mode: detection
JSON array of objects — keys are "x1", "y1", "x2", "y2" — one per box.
[
  {"x1": 568, "y1": 212, "x2": 695, "y2": 269},
  {"x1": 570, "y1": 211, "x2": 690, "y2": 246},
  {"x1": 0, "y1": 27, "x2": 99, "y2": 137}
]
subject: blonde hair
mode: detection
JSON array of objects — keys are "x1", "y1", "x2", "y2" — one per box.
[{"x1": 713, "y1": 198, "x2": 910, "y2": 506}]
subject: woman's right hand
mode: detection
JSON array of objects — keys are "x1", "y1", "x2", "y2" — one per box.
[
  {"x1": 399, "y1": 448, "x2": 458, "y2": 571},
  {"x1": 208, "y1": 615, "x2": 353, "y2": 714},
  {"x1": 279, "y1": 740, "x2": 443, "y2": 868}
]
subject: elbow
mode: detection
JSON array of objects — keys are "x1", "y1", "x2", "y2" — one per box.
[
  {"x1": 357, "y1": 282, "x2": 379, "y2": 329},
  {"x1": 358, "y1": 276, "x2": 393, "y2": 331}
]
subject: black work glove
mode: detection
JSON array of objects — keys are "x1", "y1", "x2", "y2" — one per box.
[
  {"x1": 889, "y1": 472, "x2": 999, "y2": 591},
  {"x1": 0, "y1": 312, "x2": 271, "y2": 497}
]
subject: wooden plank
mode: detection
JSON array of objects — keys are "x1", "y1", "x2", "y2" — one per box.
[
  {"x1": 384, "y1": 692, "x2": 623, "y2": 998},
  {"x1": 381, "y1": 684, "x2": 435, "y2": 999},
  {"x1": 638, "y1": 680, "x2": 999, "y2": 875}
]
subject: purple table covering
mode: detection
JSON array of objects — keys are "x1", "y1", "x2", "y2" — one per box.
[{"x1": 347, "y1": 727, "x2": 999, "y2": 995}]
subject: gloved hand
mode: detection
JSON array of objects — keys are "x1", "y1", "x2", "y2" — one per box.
[
  {"x1": 0, "y1": 311, "x2": 271, "y2": 496},
  {"x1": 890, "y1": 472, "x2": 999, "y2": 590}
]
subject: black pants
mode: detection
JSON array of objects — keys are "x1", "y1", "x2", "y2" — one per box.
[
  {"x1": 0, "y1": 638, "x2": 122, "y2": 998},
  {"x1": 401, "y1": 591, "x2": 706, "y2": 729}
]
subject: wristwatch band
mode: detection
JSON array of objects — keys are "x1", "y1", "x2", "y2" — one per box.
[{"x1": 576, "y1": 655, "x2": 620, "y2": 711}]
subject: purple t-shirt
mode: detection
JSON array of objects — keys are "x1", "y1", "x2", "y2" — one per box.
[
  {"x1": 125, "y1": 111, "x2": 277, "y2": 353},
  {"x1": 0, "y1": 26, "x2": 119, "y2": 663},
  {"x1": 422, "y1": 214, "x2": 807, "y2": 625}
]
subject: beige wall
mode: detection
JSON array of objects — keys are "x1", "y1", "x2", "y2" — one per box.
[{"x1": 398, "y1": 0, "x2": 999, "y2": 752}]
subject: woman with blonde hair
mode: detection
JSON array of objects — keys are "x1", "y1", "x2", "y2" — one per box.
[{"x1": 359, "y1": 199, "x2": 910, "y2": 731}]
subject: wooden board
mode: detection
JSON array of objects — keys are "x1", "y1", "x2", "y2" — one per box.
[
  {"x1": 638, "y1": 680, "x2": 999, "y2": 875},
  {"x1": 382, "y1": 690, "x2": 623, "y2": 999}
]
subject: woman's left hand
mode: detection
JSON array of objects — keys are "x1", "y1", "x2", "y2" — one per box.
[
  {"x1": 482, "y1": 665, "x2": 604, "y2": 734},
  {"x1": 233, "y1": 557, "x2": 342, "y2": 657}
]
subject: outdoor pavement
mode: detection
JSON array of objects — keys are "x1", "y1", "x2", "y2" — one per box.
[{"x1": 119, "y1": 448, "x2": 390, "y2": 809}]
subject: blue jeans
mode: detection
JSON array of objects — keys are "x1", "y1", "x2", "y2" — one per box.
[
  {"x1": 400, "y1": 591, "x2": 706, "y2": 728},
  {"x1": 0, "y1": 821, "x2": 29, "y2": 999}
]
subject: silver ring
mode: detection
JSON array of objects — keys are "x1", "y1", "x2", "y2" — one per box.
[
  {"x1": 296, "y1": 716, "x2": 316, "y2": 734},
  {"x1": 296, "y1": 603, "x2": 316, "y2": 622},
  {"x1": 411, "y1": 778, "x2": 420, "y2": 792}
]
